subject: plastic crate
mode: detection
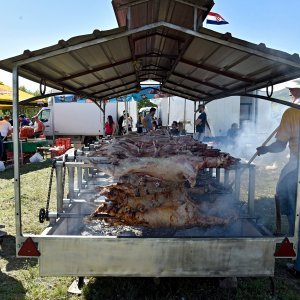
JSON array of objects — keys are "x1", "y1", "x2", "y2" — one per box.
[
  {"x1": 6, "y1": 151, "x2": 25, "y2": 161},
  {"x1": 54, "y1": 138, "x2": 71, "y2": 150},
  {"x1": 50, "y1": 147, "x2": 66, "y2": 158}
]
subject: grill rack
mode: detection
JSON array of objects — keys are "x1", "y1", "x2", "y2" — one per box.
[{"x1": 47, "y1": 141, "x2": 257, "y2": 237}]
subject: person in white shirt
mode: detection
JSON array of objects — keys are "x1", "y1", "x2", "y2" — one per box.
[{"x1": 0, "y1": 115, "x2": 13, "y2": 161}]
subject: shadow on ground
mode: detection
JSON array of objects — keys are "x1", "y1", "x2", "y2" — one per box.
[
  {"x1": 82, "y1": 277, "x2": 238, "y2": 300},
  {"x1": 0, "y1": 160, "x2": 52, "y2": 180},
  {"x1": 255, "y1": 196, "x2": 294, "y2": 236},
  {"x1": 0, "y1": 270, "x2": 26, "y2": 300},
  {"x1": 0, "y1": 235, "x2": 30, "y2": 299},
  {"x1": 1, "y1": 235, "x2": 37, "y2": 272},
  {"x1": 81, "y1": 273, "x2": 300, "y2": 300}
]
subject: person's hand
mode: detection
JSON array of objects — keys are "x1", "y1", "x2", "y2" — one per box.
[{"x1": 256, "y1": 146, "x2": 269, "y2": 156}]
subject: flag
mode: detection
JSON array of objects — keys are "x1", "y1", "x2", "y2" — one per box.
[{"x1": 206, "y1": 12, "x2": 228, "y2": 25}]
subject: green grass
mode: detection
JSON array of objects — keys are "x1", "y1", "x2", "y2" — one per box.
[{"x1": 1, "y1": 161, "x2": 300, "y2": 299}]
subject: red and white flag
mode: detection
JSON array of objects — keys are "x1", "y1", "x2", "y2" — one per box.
[{"x1": 206, "y1": 12, "x2": 229, "y2": 25}]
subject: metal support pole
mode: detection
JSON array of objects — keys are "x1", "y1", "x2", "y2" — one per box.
[
  {"x1": 84, "y1": 167, "x2": 89, "y2": 183},
  {"x1": 68, "y1": 166, "x2": 75, "y2": 200},
  {"x1": 20, "y1": 141, "x2": 23, "y2": 165},
  {"x1": 183, "y1": 98, "x2": 187, "y2": 130},
  {"x1": 193, "y1": 7, "x2": 197, "y2": 31},
  {"x1": 248, "y1": 164, "x2": 256, "y2": 217},
  {"x1": 102, "y1": 101, "x2": 106, "y2": 138},
  {"x1": 13, "y1": 65, "x2": 22, "y2": 237},
  {"x1": 209, "y1": 168, "x2": 213, "y2": 178},
  {"x1": 193, "y1": 101, "x2": 196, "y2": 133},
  {"x1": 56, "y1": 161, "x2": 64, "y2": 213},
  {"x1": 125, "y1": 100, "x2": 129, "y2": 135},
  {"x1": 235, "y1": 167, "x2": 241, "y2": 202},
  {"x1": 77, "y1": 166, "x2": 82, "y2": 190},
  {"x1": 167, "y1": 96, "x2": 170, "y2": 126},
  {"x1": 294, "y1": 145, "x2": 300, "y2": 262},
  {"x1": 127, "y1": 6, "x2": 131, "y2": 30},
  {"x1": 224, "y1": 169, "x2": 229, "y2": 186},
  {"x1": 216, "y1": 168, "x2": 220, "y2": 183}
]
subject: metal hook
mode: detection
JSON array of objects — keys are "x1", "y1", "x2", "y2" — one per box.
[
  {"x1": 266, "y1": 81, "x2": 274, "y2": 98},
  {"x1": 40, "y1": 78, "x2": 46, "y2": 95}
]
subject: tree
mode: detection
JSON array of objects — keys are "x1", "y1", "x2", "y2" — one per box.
[
  {"x1": 18, "y1": 86, "x2": 47, "y2": 117},
  {"x1": 137, "y1": 98, "x2": 157, "y2": 111},
  {"x1": 19, "y1": 85, "x2": 42, "y2": 97}
]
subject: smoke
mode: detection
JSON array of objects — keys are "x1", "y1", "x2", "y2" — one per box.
[{"x1": 214, "y1": 98, "x2": 289, "y2": 169}]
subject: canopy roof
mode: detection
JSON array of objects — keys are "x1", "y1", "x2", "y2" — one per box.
[
  {"x1": 0, "y1": 82, "x2": 32, "y2": 101},
  {"x1": 0, "y1": 82, "x2": 46, "y2": 109},
  {"x1": 1, "y1": 0, "x2": 300, "y2": 103}
]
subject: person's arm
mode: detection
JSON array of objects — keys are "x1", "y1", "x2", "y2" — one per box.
[
  {"x1": 7, "y1": 123, "x2": 13, "y2": 136},
  {"x1": 40, "y1": 121, "x2": 45, "y2": 131},
  {"x1": 256, "y1": 139, "x2": 287, "y2": 155},
  {"x1": 195, "y1": 117, "x2": 201, "y2": 126},
  {"x1": 113, "y1": 122, "x2": 119, "y2": 135}
]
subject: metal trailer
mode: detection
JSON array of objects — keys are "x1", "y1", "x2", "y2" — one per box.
[
  {"x1": 13, "y1": 138, "x2": 300, "y2": 278},
  {"x1": 5, "y1": 0, "x2": 300, "y2": 281}
]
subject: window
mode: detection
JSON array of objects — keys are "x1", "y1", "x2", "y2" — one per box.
[
  {"x1": 39, "y1": 109, "x2": 50, "y2": 122},
  {"x1": 240, "y1": 103, "x2": 252, "y2": 121}
]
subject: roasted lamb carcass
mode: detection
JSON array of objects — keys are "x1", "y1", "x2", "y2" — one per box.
[
  {"x1": 93, "y1": 197, "x2": 231, "y2": 228},
  {"x1": 88, "y1": 154, "x2": 237, "y2": 187},
  {"x1": 92, "y1": 179, "x2": 233, "y2": 228},
  {"x1": 90, "y1": 155, "x2": 206, "y2": 187},
  {"x1": 86, "y1": 133, "x2": 239, "y2": 228}
]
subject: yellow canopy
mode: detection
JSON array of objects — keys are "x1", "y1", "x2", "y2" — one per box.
[{"x1": 0, "y1": 82, "x2": 46, "y2": 109}]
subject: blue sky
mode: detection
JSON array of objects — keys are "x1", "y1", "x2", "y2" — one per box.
[{"x1": 0, "y1": 0, "x2": 299, "y2": 90}]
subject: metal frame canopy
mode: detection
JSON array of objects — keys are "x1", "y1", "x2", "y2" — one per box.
[{"x1": 1, "y1": 1, "x2": 300, "y2": 102}]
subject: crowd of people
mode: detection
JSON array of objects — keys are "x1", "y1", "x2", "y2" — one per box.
[
  {"x1": 105, "y1": 107, "x2": 189, "y2": 137},
  {"x1": 18, "y1": 114, "x2": 45, "y2": 139},
  {"x1": 0, "y1": 113, "x2": 45, "y2": 162},
  {"x1": 105, "y1": 108, "x2": 158, "y2": 136}
]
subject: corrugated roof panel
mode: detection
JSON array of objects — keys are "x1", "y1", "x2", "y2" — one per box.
[
  {"x1": 27, "y1": 61, "x2": 65, "y2": 79},
  {"x1": 169, "y1": 73, "x2": 215, "y2": 95},
  {"x1": 112, "y1": 0, "x2": 214, "y2": 30},
  {"x1": 183, "y1": 38, "x2": 220, "y2": 62},
  {"x1": 229, "y1": 56, "x2": 279, "y2": 76},
  {"x1": 1, "y1": 19, "x2": 300, "y2": 102},
  {"x1": 204, "y1": 47, "x2": 249, "y2": 69},
  {"x1": 173, "y1": 61, "x2": 238, "y2": 90},
  {"x1": 73, "y1": 46, "x2": 113, "y2": 67},
  {"x1": 250, "y1": 65, "x2": 290, "y2": 81},
  {"x1": 69, "y1": 64, "x2": 136, "y2": 91},
  {"x1": 209, "y1": 76, "x2": 240, "y2": 90},
  {"x1": 47, "y1": 54, "x2": 85, "y2": 73}
]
